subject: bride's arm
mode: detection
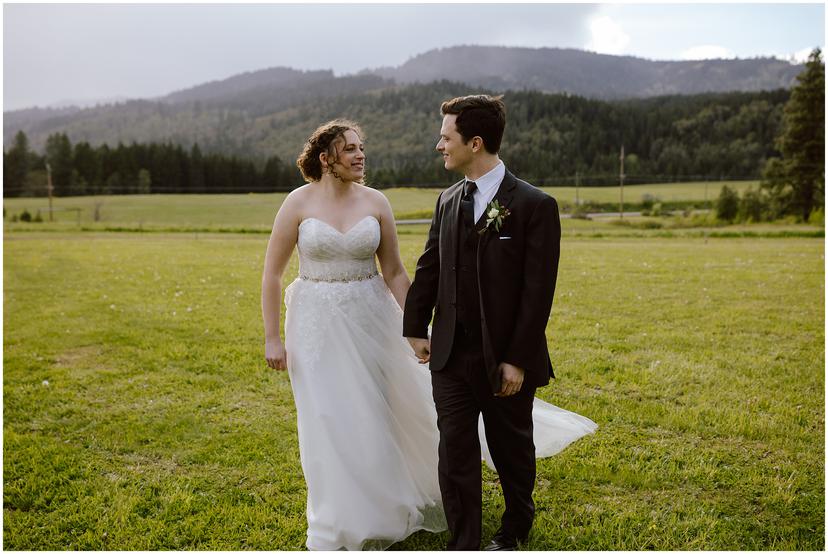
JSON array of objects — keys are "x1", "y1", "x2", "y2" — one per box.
[
  {"x1": 375, "y1": 193, "x2": 411, "y2": 310},
  {"x1": 262, "y1": 192, "x2": 301, "y2": 370}
]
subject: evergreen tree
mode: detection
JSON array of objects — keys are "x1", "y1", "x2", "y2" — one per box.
[
  {"x1": 44, "y1": 133, "x2": 74, "y2": 196},
  {"x1": 73, "y1": 142, "x2": 101, "y2": 195},
  {"x1": 263, "y1": 155, "x2": 290, "y2": 191},
  {"x1": 4, "y1": 131, "x2": 31, "y2": 197},
  {"x1": 762, "y1": 48, "x2": 825, "y2": 220},
  {"x1": 137, "y1": 169, "x2": 152, "y2": 194},
  {"x1": 189, "y1": 143, "x2": 206, "y2": 193}
]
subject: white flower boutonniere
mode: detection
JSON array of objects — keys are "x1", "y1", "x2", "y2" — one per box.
[{"x1": 479, "y1": 199, "x2": 511, "y2": 235}]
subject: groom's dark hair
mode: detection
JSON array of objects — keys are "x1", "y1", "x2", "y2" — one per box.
[{"x1": 441, "y1": 94, "x2": 506, "y2": 154}]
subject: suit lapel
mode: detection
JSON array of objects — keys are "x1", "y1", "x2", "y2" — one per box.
[{"x1": 443, "y1": 180, "x2": 465, "y2": 266}]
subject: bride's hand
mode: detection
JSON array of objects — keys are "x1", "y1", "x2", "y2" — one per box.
[
  {"x1": 265, "y1": 341, "x2": 287, "y2": 370},
  {"x1": 406, "y1": 337, "x2": 431, "y2": 364}
]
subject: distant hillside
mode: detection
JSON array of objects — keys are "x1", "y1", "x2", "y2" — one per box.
[
  {"x1": 3, "y1": 73, "x2": 394, "y2": 153},
  {"x1": 4, "y1": 45, "x2": 803, "y2": 151},
  {"x1": 4, "y1": 44, "x2": 800, "y2": 192},
  {"x1": 372, "y1": 46, "x2": 803, "y2": 98},
  {"x1": 161, "y1": 66, "x2": 335, "y2": 104}
]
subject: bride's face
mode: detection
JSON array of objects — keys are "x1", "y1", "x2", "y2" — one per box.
[{"x1": 327, "y1": 129, "x2": 365, "y2": 182}]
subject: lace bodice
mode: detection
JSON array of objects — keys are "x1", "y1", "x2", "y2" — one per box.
[{"x1": 297, "y1": 216, "x2": 380, "y2": 281}]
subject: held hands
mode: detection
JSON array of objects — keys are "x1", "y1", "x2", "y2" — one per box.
[
  {"x1": 496, "y1": 362, "x2": 524, "y2": 397},
  {"x1": 265, "y1": 341, "x2": 288, "y2": 371},
  {"x1": 407, "y1": 337, "x2": 431, "y2": 364}
]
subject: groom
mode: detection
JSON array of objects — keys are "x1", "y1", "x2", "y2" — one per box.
[{"x1": 404, "y1": 95, "x2": 561, "y2": 551}]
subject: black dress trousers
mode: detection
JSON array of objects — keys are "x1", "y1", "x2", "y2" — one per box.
[{"x1": 430, "y1": 207, "x2": 537, "y2": 550}]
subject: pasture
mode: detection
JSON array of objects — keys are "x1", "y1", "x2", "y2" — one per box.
[
  {"x1": 3, "y1": 203, "x2": 824, "y2": 549},
  {"x1": 2, "y1": 180, "x2": 758, "y2": 232}
]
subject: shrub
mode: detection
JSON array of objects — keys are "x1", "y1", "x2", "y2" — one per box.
[
  {"x1": 609, "y1": 219, "x2": 663, "y2": 229},
  {"x1": 571, "y1": 202, "x2": 592, "y2": 220},
  {"x1": 669, "y1": 212, "x2": 724, "y2": 229},
  {"x1": 651, "y1": 202, "x2": 664, "y2": 217},
  {"x1": 19, "y1": 210, "x2": 32, "y2": 222},
  {"x1": 716, "y1": 185, "x2": 739, "y2": 222},
  {"x1": 33, "y1": 211, "x2": 43, "y2": 223},
  {"x1": 738, "y1": 187, "x2": 766, "y2": 222}
]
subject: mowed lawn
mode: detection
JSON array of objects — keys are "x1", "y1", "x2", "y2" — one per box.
[
  {"x1": 4, "y1": 230, "x2": 824, "y2": 550},
  {"x1": 2, "y1": 181, "x2": 757, "y2": 231}
]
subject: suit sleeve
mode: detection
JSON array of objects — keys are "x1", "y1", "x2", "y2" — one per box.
[
  {"x1": 503, "y1": 195, "x2": 561, "y2": 370},
  {"x1": 403, "y1": 192, "x2": 443, "y2": 338}
]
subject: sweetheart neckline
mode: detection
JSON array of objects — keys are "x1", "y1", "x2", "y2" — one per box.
[{"x1": 299, "y1": 215, "x2": 379, "y2": 236}]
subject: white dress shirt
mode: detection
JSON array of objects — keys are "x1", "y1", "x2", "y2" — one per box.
[{"x1": 466, "y1": 161, "x2": 506, "y2": 223}]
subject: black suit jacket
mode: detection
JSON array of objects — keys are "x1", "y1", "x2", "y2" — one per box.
[{"x1": 403, "y1": 170, "x2": 561, "y2": 393}]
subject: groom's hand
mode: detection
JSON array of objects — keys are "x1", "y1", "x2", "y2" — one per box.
[
  {"x1": 496, "y1": 362, "x2": 525, "y2": 397},
  {"x1": 406, "y1": 337, "x2": 431, "y2": 364}
]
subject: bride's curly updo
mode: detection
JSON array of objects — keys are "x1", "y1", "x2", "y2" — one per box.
[{"x1": 296, "y1": 119, "x2": 364, "y2": 182}]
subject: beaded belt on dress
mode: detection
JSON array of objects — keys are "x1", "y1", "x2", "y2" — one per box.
[{"x1": 299, "y1": 272, "x2": 378, "y2": 283}]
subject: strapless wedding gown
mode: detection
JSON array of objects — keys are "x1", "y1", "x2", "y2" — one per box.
[{"x1": 283, "y1": 215, "x2": 597, "y2": 551}]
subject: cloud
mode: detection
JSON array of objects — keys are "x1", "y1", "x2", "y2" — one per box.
[
  {"x1": 681, "y1": 45, "x2": 735, "y2": 60},
  {"x1": 586, "y1": 16, "x2": 630, "y2": 55},
  {"x1": 789, "y1": 47, "x2": 817, "y2": 64}
]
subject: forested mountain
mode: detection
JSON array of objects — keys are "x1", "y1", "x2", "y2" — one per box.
[
  {"x1": 4, "y1": 106, "x2": 83, "y2": 139},
  {"x1": 4, "y1": 79, "x2": 789, "y2": 195},
  {"x1": 4, "y1": 46, "x2": 800, "y2": 192},
  {"x1": 5, "y1": 45, "x2": 802, "y2": 148},
  {"x1": 372, "y1": 46, "x2": 803, "y2": 98},
  {"x1": 161, "y1": 67, "x2": 337, "y2": 104}
]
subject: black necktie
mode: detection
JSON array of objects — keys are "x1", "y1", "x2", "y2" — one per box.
[{"x1": 461, "y1": 180, "x2": 477, "y2": 228}]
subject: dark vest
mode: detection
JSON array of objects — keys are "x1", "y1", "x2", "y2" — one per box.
[{"x1": 454, "y1": 209, "x2": 486, "y2": 343}]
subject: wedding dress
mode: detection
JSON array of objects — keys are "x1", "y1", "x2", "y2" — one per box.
[{"x1": 283, "y1": 215, "x2": 597, "y2": 551}]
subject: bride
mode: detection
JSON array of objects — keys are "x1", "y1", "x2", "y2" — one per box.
[{"x1": 261, "y1": 120, "x2": 597, "y2": 551}]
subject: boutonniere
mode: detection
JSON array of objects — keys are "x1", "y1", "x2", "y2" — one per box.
[{"x1": 479, "y1": 199, "x2": 511, "y2": 235}]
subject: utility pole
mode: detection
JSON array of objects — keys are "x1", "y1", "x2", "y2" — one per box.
[
  {"x1": 46, "y1": 162, "x2": 54, "y2": 222},
  {"x1": 619, "y1": 145, "x2": 625, "y2": 220},
  {"x1": 575, "y1": 170, "x2": 580, "y2": 206}
]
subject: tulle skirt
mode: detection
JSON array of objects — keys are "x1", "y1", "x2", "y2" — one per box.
[{"x1": 284, "y1": 275, "x2": 597, "y2": 550}]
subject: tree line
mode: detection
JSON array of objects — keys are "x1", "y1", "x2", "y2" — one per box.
[{"x1": 3, "y1": 135, "x2": 301, "y2": 197}]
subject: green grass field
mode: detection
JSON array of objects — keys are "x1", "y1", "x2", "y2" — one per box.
[
  {"x1": 4, "y1": 225, "x2": 824, "y2": 549},
  {"x1": 3, "y1": 181, "x2": 758, "y2": 231}
]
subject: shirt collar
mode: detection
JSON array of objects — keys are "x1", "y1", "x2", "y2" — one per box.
[{"x1": 466, "y1": 161, "x2": 505, "y2": 197}]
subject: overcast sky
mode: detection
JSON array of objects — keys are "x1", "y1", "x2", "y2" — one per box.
[{"x1": 3, "y1": 2, "x2": 825, "y2": 111}]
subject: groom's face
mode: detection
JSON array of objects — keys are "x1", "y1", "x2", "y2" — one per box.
[{"x1": 437, "y1": 114, "x2": 473, "y2": 174}]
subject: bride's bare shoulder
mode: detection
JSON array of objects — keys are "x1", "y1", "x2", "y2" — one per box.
[
  {"x1": 283, "y1": 183, "x2": 314, "y2": 206},
  {"x1": 287, "y1": 183, "x2": 313, "y2": 199},
  {"x1": 359, "y1": 184, "x2": 389, "y2": 205},
  {"x1": 275, "y1": 184, "x2": 314, "y2": 224},
  {"x1": 359, "y1": 185, "x2": 393, "y2": 217}
]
